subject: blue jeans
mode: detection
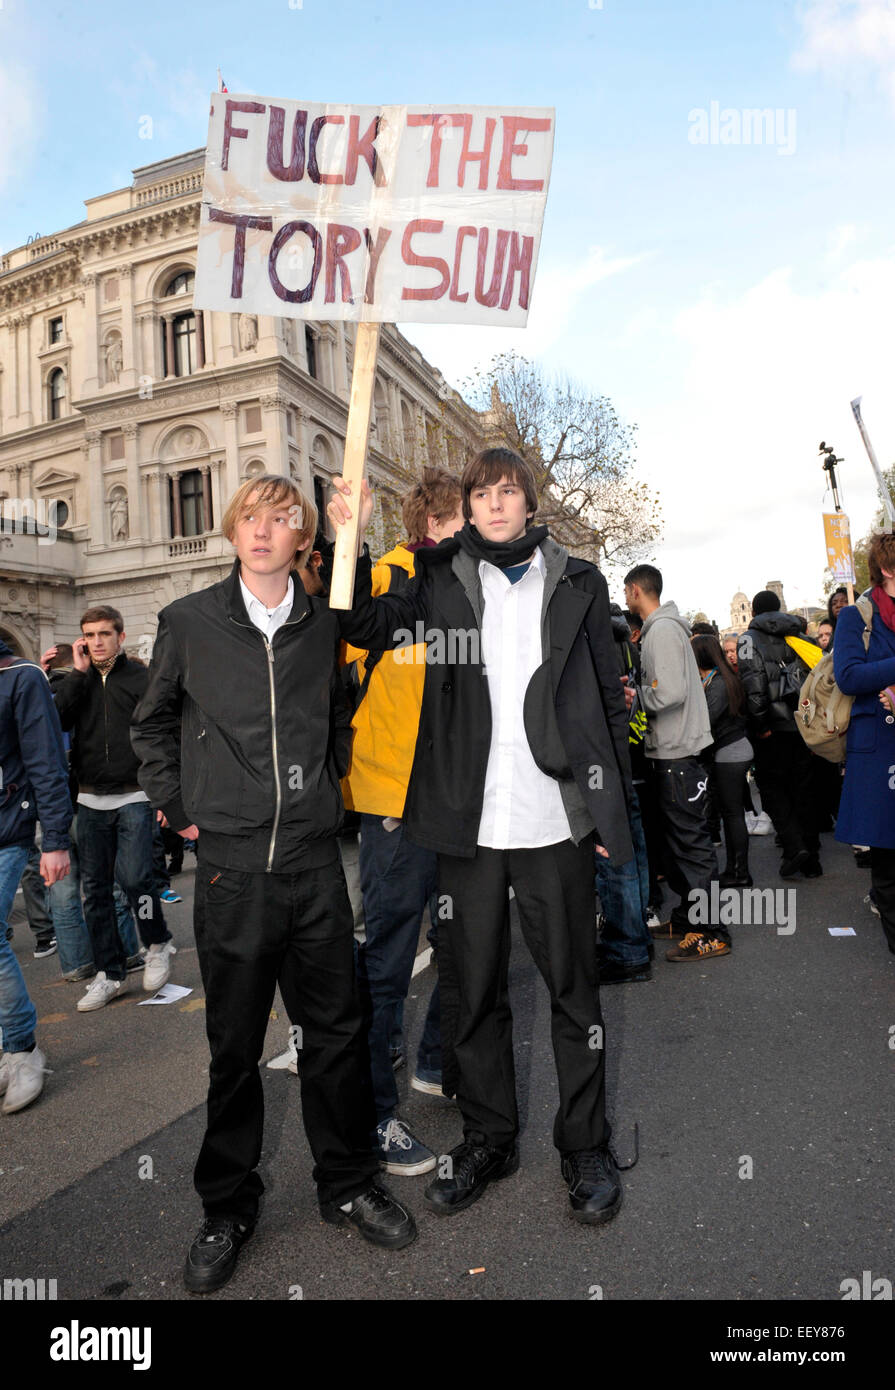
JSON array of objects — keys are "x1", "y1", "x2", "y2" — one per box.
[
  {"x1": 77, "y1": 802, "x2": 170, "y2": 982},
  {"x1": 356, "y1": 814, "x2": 441, "y2": 1124},
  {"x1": 0, "y1": 844, "x2": 36, "y2": 1052},
  {"x1": 595, "y1": 791, "x2": 652, "y2": 967},
  {"x1": 49, "y1": 817, "x2": 139, "y2": 974}
]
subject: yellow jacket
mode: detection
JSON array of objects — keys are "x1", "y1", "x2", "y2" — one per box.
[{"x1": 342, "y1": 542, "x2": 426, "y2": 817}]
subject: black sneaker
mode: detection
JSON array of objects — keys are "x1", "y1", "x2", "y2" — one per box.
[
  {"x1": 33, "y1": 934, "x2": 57, "y2": 959},
  {"x1": 561, "y1": 1147, "x2": 622, "y2": 1224},
  {"x1": 780, "y1": 849, "x2": 810, "y2": 878},
  {"x1": 598, "y1": 957, "x2": 652, "y2": 984},
  {"x1": 183, "y1": 1216, "x2": 253, "y2": 1294},
  {"x1": 424, "y1": 1139, "x2": 519, "y2": 1214},
  {"x1": 801, "y1": 857, "x2": 823, "y2": 878},
  {"x1": 319, "y1": 1182, "x2": 416, "y2": 1249}
]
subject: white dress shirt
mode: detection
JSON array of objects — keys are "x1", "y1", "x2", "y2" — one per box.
[
  {"x1": 239, "y1": 573, "x2": 295, "y2": 641},
  {"x1": 476, "y1": 546, "x2": 573, "y2": 849}
]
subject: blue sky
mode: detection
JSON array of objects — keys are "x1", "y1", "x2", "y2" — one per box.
[{"x1": 4, "y1": 0, "x2": 895, "y2": 620}]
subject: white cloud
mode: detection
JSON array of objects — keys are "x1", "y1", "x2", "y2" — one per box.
[
  {"x1": 793, "y1": 0, "x2": 895, "y2": 107},
  {"x1": 632, "y1": 250, "x2": 895, "y2": 623},
  {"x1": 401, "y1": 244, "x2": 646, "y2": 390},
  {"x1": 0, "y1": 63, "x2": 40, "y2": 199}
]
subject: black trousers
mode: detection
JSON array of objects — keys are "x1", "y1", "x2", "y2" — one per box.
[
  {"x1": 870, "y1": 849, "x2": 895, "y2": 956},
  {"x1": 436, "y1": 837, "x2": 610, "y2": 1155},
  {"x1": 752, "y1": 733, "x2": 820, "y2": 858},
  {"x1": 650, "y1": 756, "x2": 730, "y2": 943},
  {"x1": 193, "y1": 851, "x2": 379, "y2": 1223},
  {"x1": 711, "y1": 758, "x2": 752, "y2": 869}
]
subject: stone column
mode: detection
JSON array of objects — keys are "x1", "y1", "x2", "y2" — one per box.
[
  {"x1": 170, "y1": 470, "x2": 183, "y2": 537},
  {"x1": 209, "y1": 458, "x2": 225, "y2": 533},
  {"x1": 123, "y1": 422, "x2": 141, "y2": 541},
  {"x1": 118, "y1": 264, "x2": 138, "y2": 389},
  {"x1": 200, "y1": 465, "x2": 212, "y2": 532},
  {"x1": 294, "y1": 407, "x2": 312, "y2": 490},
  {"x1": 260, "y1": 392, "x2": 290, "y2": 474},
  {"x1": 163, "y1": 316, "x2": 176, "y2": 379},
  {"x1": 220, "y1": 401, "x2": 240, "y2": 498},
  {"x1": 84, "y1": 431, "x2": 104, "y2": 548},
  {"x1": 81, "y1": 275, "x2": 101, "y2": 396},
  {"x1": 334, "y1": 323, "x2": 349, "y2": 399},
  {"x1": 20, "y1": 314, "x2": 33, "y2": 427}
]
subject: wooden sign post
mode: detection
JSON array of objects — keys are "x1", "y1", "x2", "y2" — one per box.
[
  {"x1": 193, "y1": 96, "x2": 555, "y2": 609},
  {"x1": 329, "y1": 321, "x2": 381, "y2": 608}
]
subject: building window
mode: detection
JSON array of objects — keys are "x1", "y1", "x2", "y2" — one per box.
[
  {"x1": 169, "y1": 469, "x2": 211, "y2": 538},
  {"x1": 244, "y1": 406, "x2": 262, "y2": 435},
  {"x1": 313, "y1": 476, "x2": 328, "y2": 535},
  {"x1": 49, "y1": 499, "x2": 69, "y2": 529},
  {"x1": 48, "y1": 369, "x2": 65, "y2": 420},
  {"x1": 173, "y1": 314, "x2": 196, "y2": 377},
  {"x1": 165, "y1": 271, "x2": 195, "y2": 297},
  {"x1": 49, "y1": 317, "x2": 63, "y2": 344},
  {"x1": 305, "y1": 328, "x2": 317, "y2": 380}
]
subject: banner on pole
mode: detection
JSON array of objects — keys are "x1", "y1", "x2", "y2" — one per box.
[
  {"x1": 823, "y1": 512, "x2": 856, "y2": 584},
  {"x1": 194, "y1": 96, "x2": 554, "y2": 327}
]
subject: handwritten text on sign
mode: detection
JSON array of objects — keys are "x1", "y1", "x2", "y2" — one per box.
[{"x1": 194, "y1": 97, "x2": 554, "y2": 327}]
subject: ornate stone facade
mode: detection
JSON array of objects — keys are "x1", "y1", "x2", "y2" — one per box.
[{"x1": 0, "y1": 149, "x2": 482, "y2": 656}]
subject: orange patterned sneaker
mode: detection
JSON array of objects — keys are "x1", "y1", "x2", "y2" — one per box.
[{"x1": 666, "y1": 932, "x2": 731, "y2": 963}]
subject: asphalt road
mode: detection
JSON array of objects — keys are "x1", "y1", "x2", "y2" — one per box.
[{"x1": 1, "y1": 829, "x2": 893, "y2": 1304}]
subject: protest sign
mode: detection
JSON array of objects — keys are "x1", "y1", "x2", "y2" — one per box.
[
  {"x1": 194, "y1": 95, "x2": 555, "y2": 603},
  {"x1": 823, "y1": 512, "x2": 855, "y2": 586}
]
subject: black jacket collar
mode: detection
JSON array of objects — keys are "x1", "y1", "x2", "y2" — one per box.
[{"x1": 223, "y1": 557, "x2": 312, "y2": 626}]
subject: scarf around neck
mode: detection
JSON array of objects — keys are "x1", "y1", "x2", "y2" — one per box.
[
  {"x1": 455, "y1": 521, "x2": 549, "y2": 569},
  {"x1": 872, "y1": 586, "x2": 895, "y2": 633},
  {"x1": 92, "y1": 651, "x2": 120, "y2": 678}
]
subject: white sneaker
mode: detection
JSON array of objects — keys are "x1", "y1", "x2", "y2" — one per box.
[
  {"x1": 77, "y1": 971, "x2": 127, "y2": 1012},
  {"x1": 1, "y1": 1047, "x2": 47, "y2": 1114},
  {"x1": 142, "y1": 941, "x2": 176, "y2": 993}
]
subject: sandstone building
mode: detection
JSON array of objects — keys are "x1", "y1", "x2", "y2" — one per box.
[{"x1": 0, "y1": 149, "x2": 480, "y2": 658}]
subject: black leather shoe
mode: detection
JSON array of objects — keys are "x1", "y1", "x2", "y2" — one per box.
[
  {"x1": 780, "y1": 849, "x2": 810, "y2": 878},
  {"x1": 801, "y1": 857, "x2": 823, "y2": 878},
  {"x1": 319, "y1": 1182, "x2": 417, "y2": 1249},
  {"x1": 598, "y1": 957, "x2": 652, "y2": 984},
  {"x1": 183, "y1": 1216, "x2": 253, "y2": 1294},
  {"x1": 424, "y1": 1139, "x2": 519, "y2": 1214},
  {"x1": 562, "y1": 1147, "x2": 622, "y2": 1225}
]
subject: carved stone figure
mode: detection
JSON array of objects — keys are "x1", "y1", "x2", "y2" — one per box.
[
  {"x1": 238, "y1": 314, "x2": 258, "y2": 351},
  {"x1": 110, "y1": 490, "x2": 129, "y2": 542},
  {"x1": 105, "y1": 336, "x2": 123, "y2": 383}
]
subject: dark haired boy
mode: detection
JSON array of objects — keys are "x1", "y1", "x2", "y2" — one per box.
[
  {"x1": 54, "y1": 606, "x2": 173, "y2": 1008},
  {"x1": 331, "y1": 448, "x2": 635, "y2": 1225}
]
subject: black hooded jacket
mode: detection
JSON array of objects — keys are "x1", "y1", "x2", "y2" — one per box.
[{"x1": 736, "y1": 611, "x2": 814, "y2": 736}]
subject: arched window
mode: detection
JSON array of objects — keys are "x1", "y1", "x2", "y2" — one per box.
[
  {"x1": 165, "y1": 271, "x2": 195, "y2": 297},
  {"x1": 48, "y1": 369, "x2": 65, "y2": 421}
]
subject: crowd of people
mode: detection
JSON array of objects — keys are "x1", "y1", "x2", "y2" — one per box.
[{"x1": 1, "y1": 449, "x2": 893, "y2": 1296}]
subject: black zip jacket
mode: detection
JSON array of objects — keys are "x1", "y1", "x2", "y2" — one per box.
[
  {"x1": 0, "y1": 642, "x2": 72, "y2": 851},
  {"x1": 340, "y1": 538, "x2": 635, "y2": 865},
  {"x1": 130, "y1": 559, "x2": 353, "y2": 873},
  {"x1": 54, "y1": 654, "x2": 149, "y2": 793},
  {"x1": 702, "y1": 670, "x2": 747, "y2": 755},
  {"x1": 736, "y1": 613, "x2": 814, "y2": 736}
]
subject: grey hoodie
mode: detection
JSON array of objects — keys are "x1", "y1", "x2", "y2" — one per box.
[{"x1": 638, "y1": 601, "x2": 712, "y2": 759}]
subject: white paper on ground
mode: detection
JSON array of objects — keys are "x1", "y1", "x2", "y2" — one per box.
[
  {"x1": 828, "y1": 927, "x2": 857, "y2": 936},
  {"x1": 137, "y1": 983, "x2": 194, "y2": 1004}
]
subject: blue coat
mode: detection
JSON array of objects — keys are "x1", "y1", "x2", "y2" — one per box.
[
  {"x1": 833, "y1": 599, "x2": 895, "y2": 849},
  {"x1": 0, "y1": 640, "x2": 73, "y2": 851}
]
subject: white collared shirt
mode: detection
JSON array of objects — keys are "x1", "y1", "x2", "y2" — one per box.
[
  {"x1": 239, "y1": 573, "x2": 295, "y2": 641},
  {"x1": 476, "y1": 546, "x2": 573, "y2": 849}
]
